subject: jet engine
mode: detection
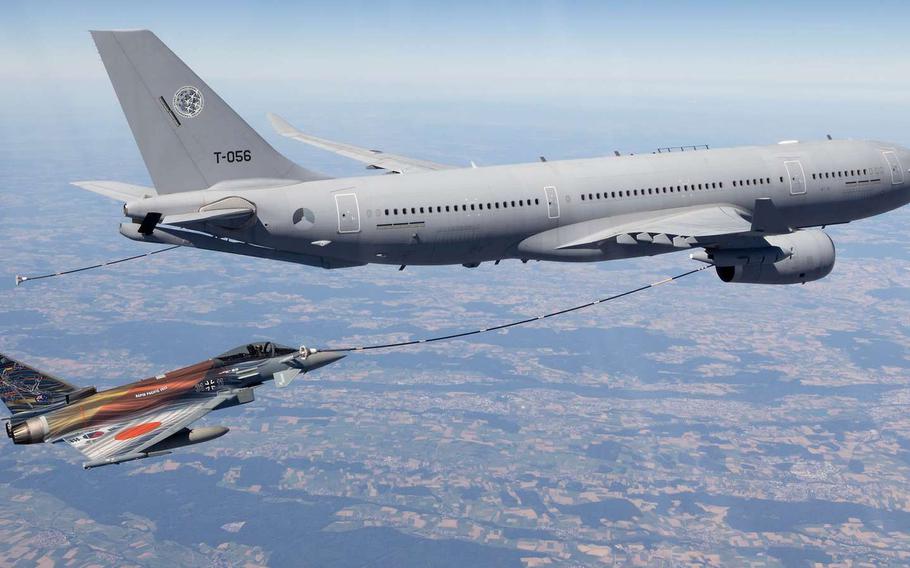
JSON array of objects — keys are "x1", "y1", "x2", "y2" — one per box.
[
  {"x1": 694, "y1": 229, "x2": 835, "y2": 285},
  {"x1": 8, "y1": 416, "x2": 49, "y2": 445}
]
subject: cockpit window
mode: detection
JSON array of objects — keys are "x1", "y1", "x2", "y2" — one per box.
[{"x1": 213, "y1": 342, "x2": 296, "y2": 366}]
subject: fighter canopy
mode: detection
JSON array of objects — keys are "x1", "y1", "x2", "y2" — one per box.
[{"x1": 213, "y1": 342, "x2": 297, "y2": 365}]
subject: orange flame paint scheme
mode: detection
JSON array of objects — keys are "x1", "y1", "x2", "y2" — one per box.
[{"x1": 1, "y1": 342, "x2": 344, "y2": 469}]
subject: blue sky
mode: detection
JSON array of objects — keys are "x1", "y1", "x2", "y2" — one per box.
[
  {"x1": 2, "y1": 1, "x2": 910, "y2": 158},
  {"x1": 4, "y1": 0, "x2": 910, "y2": 102}
]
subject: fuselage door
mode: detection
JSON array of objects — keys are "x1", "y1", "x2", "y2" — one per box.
[
  {"x1": 334, "y1": 193, "x2": 361, "y2": 233},
  {"x1": 544, "y1": 186, "x2": 560, "y2": 219},
  {"x1": 784, "y1": 160, "x2": 807, "y2": 195},
  {"x1": 883, "y1": 151, "x2": 904, "y2": 185}
]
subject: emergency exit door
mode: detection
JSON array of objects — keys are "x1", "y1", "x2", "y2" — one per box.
[
  {"x1": 335, "y1": 193, "x2": 361, "y2": 233},
  {"x1": 883, "y1": 151, "x2": 904, "y2": 185},
  {"x1": 544, "y1": 186, "x2": 560, "y2": 219},
  {"x1": 784, "y1": 160, "x2": 807, "y2": 195}
]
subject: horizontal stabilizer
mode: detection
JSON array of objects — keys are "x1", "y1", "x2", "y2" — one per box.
[
  {"x1": 161, "y1": 208, "x2": 254, "y2": 228},
  {"x1": 72, "y1": 180, "x2": 157, "y2": 202}
]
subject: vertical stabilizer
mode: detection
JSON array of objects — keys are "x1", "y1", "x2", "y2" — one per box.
[{"x1": 90, "y1": 30, "x2": 326, "y2": 193}]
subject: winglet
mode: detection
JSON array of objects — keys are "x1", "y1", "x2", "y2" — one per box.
[{"x1": 267, "y1": 112, "x2": 298, "y2": 138}]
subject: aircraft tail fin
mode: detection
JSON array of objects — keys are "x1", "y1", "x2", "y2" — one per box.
[
  {"x1": 89, "y1": 30, "x2": 327, "y2": 194},
  {"x1": 0, "y1": 354, "x2": 80, "y2": 417}
]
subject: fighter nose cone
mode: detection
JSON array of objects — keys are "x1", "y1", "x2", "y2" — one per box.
[{"x1": 299, "y1": 351, "x2": 346, "y2": 371}]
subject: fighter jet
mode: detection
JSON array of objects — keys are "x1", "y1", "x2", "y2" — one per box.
[
  {"x1": 1, "y1": 343, "x2": 344, "y2": 469},
  {"x1": 75, "y1": 30, "x2": 910, "y2": 285}
]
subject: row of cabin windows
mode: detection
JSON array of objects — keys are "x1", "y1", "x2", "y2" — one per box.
[
  {"x1": 732, "y1": 177, "x2": 771, "y2": 187},
  {"x1": 580, "y1": 181, "x2": 724, "y2": 201},
  {"x1": 384, "y1": 198, "x2": 540, "y2": 216},
  {"x1": 380, "y1": 166, "x2": 870, "y2": 216},
  {"x1": 811, "y1": 168, "x2": 868, "y2": 180}
]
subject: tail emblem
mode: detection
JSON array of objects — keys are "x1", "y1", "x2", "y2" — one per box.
[{"x1": 172, "y1": 86, "x2": 204, "y2": 118}]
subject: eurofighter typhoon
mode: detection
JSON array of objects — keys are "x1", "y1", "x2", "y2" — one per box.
[
  {"x1": 1, "y1": 344, "x2": 343, "y2": 469},
  {"x1": 75, "y1": 30, "x2": 910, "y2": 285}
]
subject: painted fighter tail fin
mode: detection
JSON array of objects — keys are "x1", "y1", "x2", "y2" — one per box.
[
  {"x1": 0, "y1": 354, "x2": 81, "y2": 417},
  {"x1": 90, "y1": 30, "x2": 326, "y2": 194}
]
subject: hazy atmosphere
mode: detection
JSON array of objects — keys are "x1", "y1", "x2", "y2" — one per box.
[{"x1": 2, "y1": 1, "x2": 910, "y2": 566}]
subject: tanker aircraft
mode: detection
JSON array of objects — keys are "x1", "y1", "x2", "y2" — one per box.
[
  {"x1": 1, "y1": 344, "x2": 344, "y2": 469},
  {"x1": 74, "y1": 30, "x2": 910, "y2": 285}
]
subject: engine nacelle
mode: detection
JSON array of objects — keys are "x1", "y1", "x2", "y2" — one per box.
[{"x1": 712, "y1": 230, "x2": 835, "y2": 285}]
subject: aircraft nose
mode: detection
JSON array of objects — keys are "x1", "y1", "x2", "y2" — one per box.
[{"x1": 298, "y1": 350, "x2": 346, "y2": 371}]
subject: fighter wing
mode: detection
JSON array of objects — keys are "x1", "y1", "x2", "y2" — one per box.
[
  {"x1": 267, "y1": 113, "x2": 455, "y2": 174},
  {"x1": 557, "y1": 203, "x2": 789, "y2": 250},
  {"x1": 58, "y1": 394, "x2": 228, "y2": 469},
  {"x1": 0, "y1": 354, "x2": 81, "y2": 416}
]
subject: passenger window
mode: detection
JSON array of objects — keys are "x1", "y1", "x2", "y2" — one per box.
[
  {"x1": 779, "y1": 176, "x2": 784, "y2": 183},
  {"x1": 511, "y1": 201, "x2": 516, "y2": 207},
  {"x1": 863, "y1": 168, "x2": 867, "y2": 174},
  {"x1": 535, "y1": 198, "x2": 540, "y2": 205}
]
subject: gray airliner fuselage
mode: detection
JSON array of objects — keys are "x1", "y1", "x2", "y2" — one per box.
[
  {"x1": 123, "y1": 138, "x2": 910, "y2": 266},
  {"x1": 80, "y1": 30, "x2": 910, "y2": 284}
]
